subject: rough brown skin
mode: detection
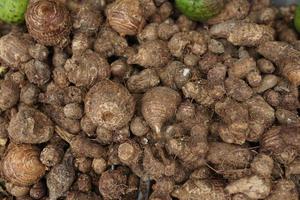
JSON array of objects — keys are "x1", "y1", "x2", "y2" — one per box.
[
  {"x1": 5, "y1": 183, "x2": 30, "y2": 197},
  {"x1": 94, "y1": 26, "x2": 128, "y2": 58},
  {"x1": 138, "y1": 23, "x2": 159, "y2": 43},
  {"x1": 40, "y1": 144, "x2": 64, "y2": 167},
  {"x1": 225, "y1": 175, "x2": 272, "y2": 199},
  {"x1": 66, "y1": 192, "x2": 101, "y2": 200},
  {"x1": 172, "y1": 179, "x2": 228, "y2": 200},
  {"x1": 25, "y1": 0, "x2": 72, "y2": 46},
  {"x1": 75, "y1": 157, "x2": 92, "y2": 173},
  {"x1": 64, "y1": 50, "x2": 111, "y2": 87},
  {"x1": 207, "y1": 142, "x2": 253, "y2": 169},
  {"x1": 142, "y1": 86, "x2": 181, "y2": 134},
  {"x1": 71, "y1": 33, "x2": 92, "y2": 56},
  {"x1": 257, "y1": 41, "x2": 300, "y2": 86},
  {"x1": 130, "y1": 116, "x2": 150, "y2": 137},
  {"x1": 266, "y1": 179, "x2": 298, "y2": 200},
  {"x1": 1, "y1": 144, "x2": 46, "y2": 186},
  {"x1": 46, "y1": 150, "x2": 75, "y2": 200},
  {"x1": 73, "y1": 7, "x2": 102, "y2": 36},
  {"x1": 29, "y1": 181, "x2": 47, "y2": 199},
  {"x1": 107, "y1": 0, "x2": 145, "y2": 36},
  {"x1": 55, "y1": 126, "x2": 106, "y2": 159},
  {"x1": 0, "y1": 33, "x2": 32, "y2": 69},
  {"x1": 28, "y1": 44, "x2": 49, "y2": 61},
  {"x1": 20, "y1": 83, "x2": 39, "y2": 106},
  {"x1": 127, "y1": 69, "x2": 160, "y2": 93},
  {"x1": 23, "y1": 59, "x2": 51, "y2": 86},
  {"x1": 8, "y1": 106, "x2": 54, "y2": 144},
  {"x1": 98, "y1": 168, "x2": 128, "y2": 200},
  {"x1": 128, "y1": 40, "x2": 171, "y2": 68},
  {"x1": 0, "y1": 79, "x2": 20, "y2": 111},
  {"x1": 85, "y1": 80, "x2": 135, "y2": 130},
  {"x1": 165, "y1": 125, "x2": 208, "y2": 170}
]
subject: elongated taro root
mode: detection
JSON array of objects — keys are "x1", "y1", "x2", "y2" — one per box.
[
  {"x1": 225, "y1": 175, "x2": 272, "y2": 199},
  {"x1": 85, "y1": 80, "x2": 135, "y2": 130},
  {"x1": 128, "y1": 40, "x2": 171, "y2": 68},
  {"x1": 64, "y1": 50, "x2": 110, "y2": 87},
  {"x1": 257, "y1": 41, "x2": 300, "y2": 86},
  {"x1": 142, "y1": 86, "x2": 181, "y2": 134},
  {"x1": 1, "y1": 144, "x2": 46, "y2": 186},
  {"x1": 172, "y1": 179, "x2": 228, "y2": 200},
  {"x1": 207, "y1": 142, "x2": 253, "y2": 170},
  {"x1": 46, "y1": 150, "x2": 75, "y2": 200},
  {"x1": 8, "y1": 106, "x2": 54, "y2": 144},
  {"x1": 55, "y1": 126, "x2": 106, "y2": 159}
]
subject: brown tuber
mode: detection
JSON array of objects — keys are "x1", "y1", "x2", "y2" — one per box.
[
  {"x1": 8, "y1": 106, "x2": 54, "y2": 144},
  {"x1": 142, "y1": 86, "x2": 181, "y2": 134},
  {"x1": 107, "y1": 0, "x2": 145, "y2": 36},
  {"x1": 1, "y1": 144, "x2": 46, "y2": 186},
  {"x1": 128, "y1": 40, "x2": 171, "y2": 68},
  {"x1": 64, "y1": 50, "x2": 110, "y2": 87},
  {"x1": 55, "y1": 126, "x2": 106, "y2": 159},
  {"x1": 0, "y1": 79, "x2": 20, "y2": 111},
  {"x1": 85, "y1": 80, "x2": 135, "y2": 130}
]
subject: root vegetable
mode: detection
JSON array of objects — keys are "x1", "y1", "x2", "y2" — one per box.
[
  {"x1": 55, "y1": 126, "x2": 106, "y2": 159},
  {"x1": 98, "y1": 168, "x2": 127, "y2": 199},
  {"x1": 172, "y1": 179, "x2": 228, "y2": 200},
  {"x1": 8, "y1": 106, "x2": 54, "y2": 144},
  {"x1": 0, "y1": 33, "x2": 32, "y2": 69},
  {"x1": 257, "y1": 58, "x2": 275, "y2": 74},
  {"x1": 207, "y1": 0, "x2": 250, "y2": 24},
  {"x1": 20, "y1": 83, "x2": 39, "y2": 105},
  {"x1": 168, "y1": 31, "x2": 207, "y2": 58},
  {"x1": 142, "y1": 86, "x2": 181, "y2": 134},
  {"x1": 46, "y1": 150, "x2": 75, "y2": 200},
  {"x1": 250, "y1": 154, "x2": 274, "y2": 177},
  {"x1": 257, "y1": 41, "x2": 300, "y2": 86},
  {"x1": 75, "y1": 157, "x2": 92, "y2": 173},
  {"x1": 66, "y1": 192, "x2": 101, "y2": 200},
  {"x1": 228, "y1": 23, "x2": 275, "y2": 46},
  {"x1": 76, "y1": 174, "x2": 92, "y2": 192},
  {"x1": 29, "y1": 181, "x2": 47, "y2": 199},
  {"x1": 42, "y1": 104, "x2": 80, "y2": 134},
  {"x1": 253, "y1": 75, "x2": 279, "y2": 93},
  {"x1": 63, "y1": 103, "x2": 83, "y2": 120},
  {"x1": 40, "y1": 144, "x2": 64, "y2": 167},
  {"x1": 225, "y1": 78, "x2": 253, "y2": 102},
  {"x1": 71, "y1": 33, "x2": 92, "y2": 56},
  {"x1": 130, "y1": 116, "x2": 150, "y2": 137},
  {"x1": 94, "y1": 26, "x2": 128, "y2": 58},
  {"x1": 2, "y1": 144, "x2": 46, "y2": 186},
  {"x1": 25, "y1": 0, "x2": 72, "y2": 46},
  {"x1": 23, "y1": 59, "x2": 51, "y2": 86},
  {"x1": 107, "y1": 0, "x2": 145, "y2": 36},
  {"x1": 165, "y1": 125, "x2": 208, "y2": 169},
  {"x1": 261, "y1": 126, "x2": 297, "y2": 164},
  {"x1": 245, "y1": 95, "x2": 275, "y2": 141},
  {"x1": 158, "y1": 19, "x2": 179, "y2": 41},
  {"x1": 275, "y1": 108, "x2": 299, "y2": 125},
  {"x1": 127, "y1": 69, "x2": 160, "y2": 93},
  {"x1": 73, "y1": 7, "x2": 102, "y2": 36},
  {"x1": 0, "y1": 79, "x2": 20, "y2": 111},
  {"x1": 138, "y1": 23, "x2": 159, "y2": 43},
  {"x1": 225, "y1": 175, "x2": 271, "y2": 199},
  {"x1": 28, "y1": 44, "x2": 49, "y2": 61},
  {"x1": 85, "y1": 80, "x2": 135, "y2": 130},
  {"x1": 207, "y1": 142, "x2": 253, "y2": 169},
  {"x1": 111, "y1": 59, "x2": 132, "y2": 79},
  {"x1": 128, "y1": 40, "x2": 170, "y2": 68},
  {"x1": 6, "y1": 183, "x2": 30, "y2": 197},
  {"x1": 64, "y1": 50, "x2": 110, "y2": 87},
  {"x1": 92, "y1": 158, "x2": 107, "y2": 175},
  {"x1": 265, "y1": 179, "x2": 298, "y2": 200}
]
